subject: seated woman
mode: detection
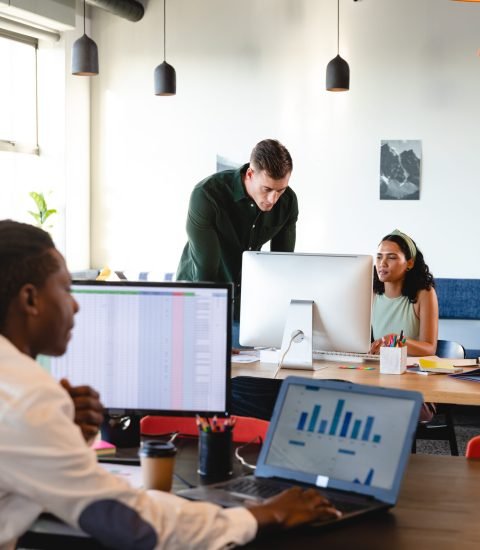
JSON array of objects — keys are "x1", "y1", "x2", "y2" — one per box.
[{"x1": 369, "y1": 229, "x2": 438, "y2": 356}]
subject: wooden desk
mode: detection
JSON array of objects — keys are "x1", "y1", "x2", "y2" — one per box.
[
  {"x1": 21, "y1": 440, "x2": 480, "y2": 550},
  {"x1": 246, "y1": 454, "x2": 480, "y2": 550},
  {"x1": 232, "y1": 360, "x2": 480, "y2": 405}
]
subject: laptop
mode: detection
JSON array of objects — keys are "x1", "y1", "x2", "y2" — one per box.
[{"x1": 177, "y1": 377, "x2": 423, "y2": 525}]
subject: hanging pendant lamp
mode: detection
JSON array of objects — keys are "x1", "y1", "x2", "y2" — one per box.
[
  {"x1": 154, "y1": 0, "x2": 176, "y2": 96},
  {"x1": 326, "y1": 0, "x2": 350, "y2": 92},
  {"x1": 72, "y1": 0, "x2": 99, "y2": 76}
]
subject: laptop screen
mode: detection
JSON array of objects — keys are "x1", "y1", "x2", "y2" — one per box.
[
  {"x1": 257, "y1": 377, "x2": 422, "y2": 504},
  {"x1": 44, "y1": 281, "x2": 232, "y2": 416}
]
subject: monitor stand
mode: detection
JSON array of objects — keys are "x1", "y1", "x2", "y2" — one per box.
[{"x1": 279, "y1": 299, "x2": 314, "y2": 369}]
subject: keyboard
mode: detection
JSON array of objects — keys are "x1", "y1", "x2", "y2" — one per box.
[
  {"x1": 220, "y1": 478, "x2": 372, "y2": 514},
  {"x1": 225, "y1": 477, "x2": 287, "y2": 499},
  {"x1": 313, "y1": 350, "x2": 380, "y2": 363}
]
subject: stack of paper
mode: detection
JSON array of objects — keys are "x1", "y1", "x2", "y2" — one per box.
[{"x1": 417, "y1": 357, "x2": 463, "y2": 374}]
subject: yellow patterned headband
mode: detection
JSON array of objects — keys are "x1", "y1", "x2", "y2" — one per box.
[{"x1": 388, "y1": 229, "x2": 417, "y2": 261}]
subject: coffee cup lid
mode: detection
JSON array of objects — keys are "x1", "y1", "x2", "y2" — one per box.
[{"x1": 139, "y1": 440, "x2": 177, "y2": 458}]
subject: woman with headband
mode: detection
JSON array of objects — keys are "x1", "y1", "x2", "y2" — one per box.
[{"x1": 369, "y1": 229, "x2": 438, "y2": 356}]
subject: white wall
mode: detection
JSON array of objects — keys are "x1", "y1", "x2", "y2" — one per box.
[
  {"x1": 63, "y1": 9, "x2": 91, "y2": 272},
  {"x1": 90, "y1": 0, "x2": 480, "y2": 278}
]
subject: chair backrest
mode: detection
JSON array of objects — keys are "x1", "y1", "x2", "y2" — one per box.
[
  {"x1": 466, "y1": 435, "x2": 480, "y2": 459},
  {"x1": 140, "y1": 415, "x2": 269, "y2": 443},
  {"x1": 141, "y1": 416, "x2": 198, "y2": 437},
  {"x1": 435, "y1": 339, "x2": 466, "y2": 359}
]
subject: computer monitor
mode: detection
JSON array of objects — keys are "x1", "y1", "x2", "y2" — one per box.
[
  {"x1": 239, "y1": 252, "x2": 373, "y2": 367},
  {"x1": 45, "y1": 281, "x2": 232, "y2": 416}
]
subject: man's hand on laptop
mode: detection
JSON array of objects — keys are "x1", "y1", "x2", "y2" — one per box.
[
  {"x1": 247, "y1": 486, "x2": 342, "y2": 532},
  {"x1": 60, "y1": 378, "x2": 104, "y2": 444}
]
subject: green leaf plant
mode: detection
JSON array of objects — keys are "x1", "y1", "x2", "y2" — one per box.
[{"x1": 28, "y1": 191, "x2": 57, "y2": 229}]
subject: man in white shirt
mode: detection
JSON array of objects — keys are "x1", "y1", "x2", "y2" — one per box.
[{"x1": 0, "y1": 219, "x2": 340, "y2": 550}]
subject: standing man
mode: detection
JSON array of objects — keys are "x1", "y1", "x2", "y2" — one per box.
[{"x1": 176, "y1": 139, "x2": 298, "y2": 336}]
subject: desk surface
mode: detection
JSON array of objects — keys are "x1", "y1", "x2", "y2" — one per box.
[
  {"x1": 246, "y1": 454, "x2": 480, "y2": 550},
  {"x1": 232, "y1": 360, "x2": 480, "y2": 405},
  {"x1": 23, "y1": 441, "x2": 480, "y2": 550}
]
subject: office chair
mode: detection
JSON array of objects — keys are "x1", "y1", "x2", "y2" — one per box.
[
  {"x1": 412, "y1": 339, "x2": 465, "y2": 456},
  {"x1": 140, "y1": 415, "x2": 270, "y2": 443},
  {"x1": 465, "y1": 435, "x2": 480, "y2": 459},
  {"x1": 435, "y1": 339, "x2": 466, "y2": 360}
]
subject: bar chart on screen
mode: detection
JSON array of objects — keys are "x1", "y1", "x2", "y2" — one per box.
[
  {"x1": 354, "y1": 468, "x2": 375, "y2": 486},
  {"x1": 265, "y1": 382, "x2": 417, "y2": 491},
  {"x1": 295, "y1": 399, "x2": 383, "y2": 444}
]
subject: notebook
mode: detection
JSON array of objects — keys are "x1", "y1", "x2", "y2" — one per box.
[
  {"x1": 177, "y1": 377, "x2": 423, "y2": 526},
  {"x1": 449, "y1": 367, "x2": 480, "y2": 382}
]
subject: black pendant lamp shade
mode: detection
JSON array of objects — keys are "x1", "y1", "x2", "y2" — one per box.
[
  {"x1": 154, "y1": 0, "x2": 176, "y2": 95},
  {"x1": 72, "y1": 1, "x2": 99, "y2": 76},
  {"x1": 326, "y1": 54, "x2": 350, "y2": 91},
  {"x1": 154, "y1": 61, "x2": 176, "y2": 96},
  {"x1": 72, "y1": 34, "x2": 99, "y2": 75},
  {"x1": 326, "y1": 0, "x2": 349, "y2": 91}
]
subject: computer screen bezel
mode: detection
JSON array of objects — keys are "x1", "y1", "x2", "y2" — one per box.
[
  {"x1": 50, "y1": 279, "x2": 233, "y2": 417},
  {"x1": 256, "y1": 377, "x2": 423, "y2": 506}
]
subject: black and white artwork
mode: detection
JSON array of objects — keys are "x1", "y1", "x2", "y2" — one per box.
[{"x1": 380, "y1": 140, "x2": 421, "y2": 200}]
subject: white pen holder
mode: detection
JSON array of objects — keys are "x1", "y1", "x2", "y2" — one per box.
[{"x1": 380, "y1": 346, "x2": 407, "y2": 375}]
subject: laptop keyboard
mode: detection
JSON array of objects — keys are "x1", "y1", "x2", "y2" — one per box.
[
  {"x1": 225, "y1": 477, "x2": 287, "y2": 499},
  {"x1": 223, "y1": 478, "x2": 372, "y2": 514}
]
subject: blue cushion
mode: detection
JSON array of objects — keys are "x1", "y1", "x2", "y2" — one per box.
[
  {"x1": 435, "y1": 278, "x2": 480, "y2": 320},
  {"x1": 466, "y1": 349, "x2": 480, "y2": 360}
]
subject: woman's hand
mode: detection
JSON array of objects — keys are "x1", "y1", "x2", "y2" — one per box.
[
  {"x1": 369, "y1": 334, "x2": 398, "y2": 354},
  {"x1": 369, "y1": 339, "x2": 382, "y2": 354}
]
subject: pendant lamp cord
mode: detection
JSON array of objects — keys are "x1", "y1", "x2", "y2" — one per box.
[
  {"x1": 83, "y1": 0, "x2": 86, "y2": 35},
  {"x1": 337, "y1": 0, "x2": 340, "y2": 55},
  {"x1": 163, "y1": 0, "x2": 167, "y2": 62}
]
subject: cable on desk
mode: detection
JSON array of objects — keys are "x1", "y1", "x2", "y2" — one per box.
[
  {"x1": 174, "y1": 472, "x2": 195, "y2": 488},
  {"x1": 272, "y1": 330, "x2": 304, "y2": 379},
  {"x1": 168, "y1": 432, "x2": 180, "y2": 443},
  {"x1": 234, "y1": 435, "x2": 263, "y2": 470},
  {"x1": 141, "y1": 432, "x2": 198, "y2": 442}
]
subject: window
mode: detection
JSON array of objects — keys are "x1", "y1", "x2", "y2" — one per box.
[
  {"x1": 0, "y1": 31, "x2": 38, "y2": 154},
  {"x1": 0, "y1": 31, "x2": 41, "y2": 223}
]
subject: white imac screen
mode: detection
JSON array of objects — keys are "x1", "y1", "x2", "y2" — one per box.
[
  {"x1": 47, "y1": 284, "x2": 229, "y2": 412},
  {"x1": 265, "y1": 383, "x2": 414, "y2": 490}
]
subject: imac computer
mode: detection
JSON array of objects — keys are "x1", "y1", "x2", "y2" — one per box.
[
  {"x1": 239, "y1": 252, "x2": 373, "y2": 368},
  {"x1": 45, "y1": 281, "x2": 232, "y2": 416}
]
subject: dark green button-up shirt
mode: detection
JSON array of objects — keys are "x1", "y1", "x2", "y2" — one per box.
[{"x1": 176, "y1": 164, "x2": 298, "y2": 319}]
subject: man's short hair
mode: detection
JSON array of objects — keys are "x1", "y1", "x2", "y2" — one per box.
[
  {"x1": 0, "y1": 220, "x2": 58, "y2": 329},
  {"x1": 250, "y1": 139, "x2": 293, "y2": 180}
]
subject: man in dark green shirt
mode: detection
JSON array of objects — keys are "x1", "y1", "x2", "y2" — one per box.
[{"x1": 176, "y1": 139, "x2": 298, "y2": 325}]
